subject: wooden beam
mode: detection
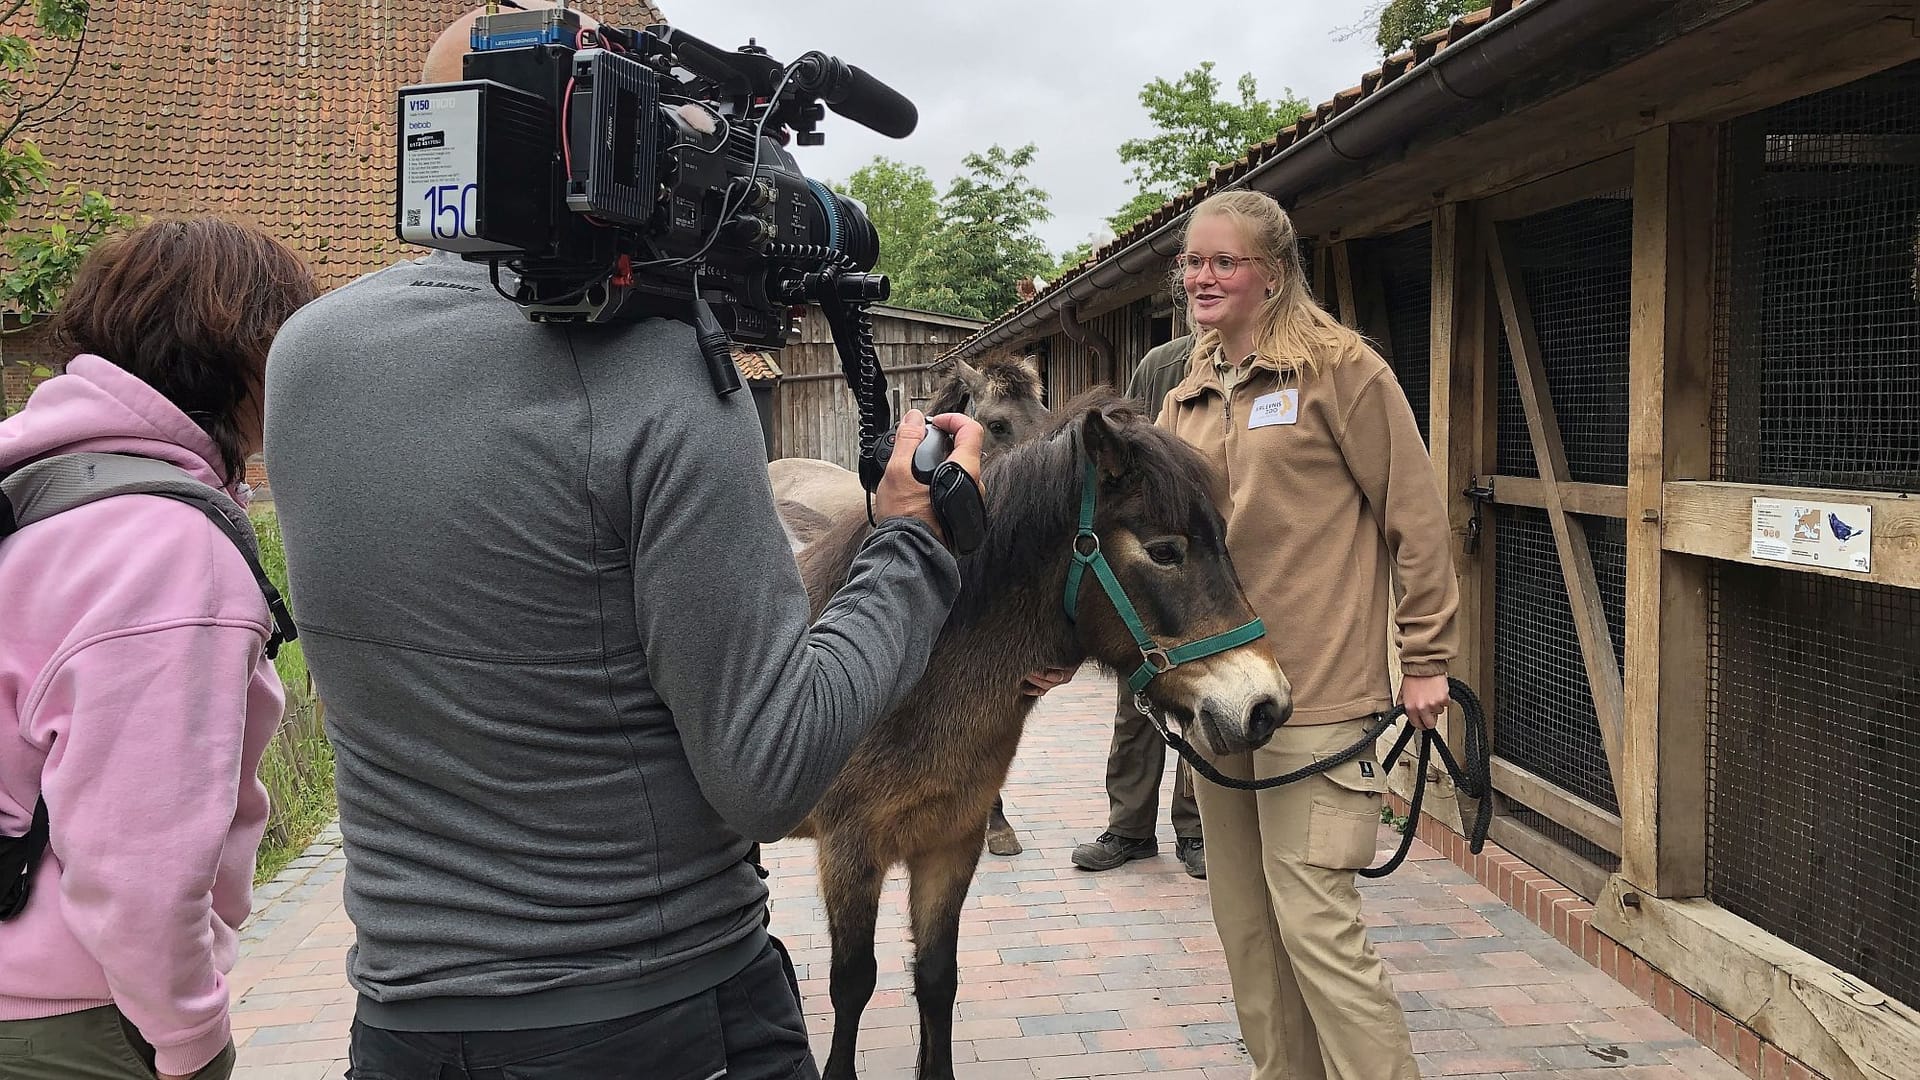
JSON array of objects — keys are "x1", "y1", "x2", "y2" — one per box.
[
  {"x1": 1595, "y1": 880, "x2": 1920, "y2": 1080},
  {"x1": 1332, "y1": 241, "x2": 1359, "y2": 327},
  {"x1": 1481, "y1": 151, "x2": 1636, "y2": 223},
  {"x1": 1313, "y1": 241, "x2": 1335, "y2": 312},
  {"x1": 1419, "y1": 202, "x2": 1496, "y2": 835},
  {"x1": 1622, "y1": 123, "x2": 1717, "y2": 899},
  {"x1": 1488, "y1": 813, "x2": 1611, "y2": 902},
  {"x1": 1488, "y1": 476, "x2": 1628, "y2": 518},
  {"x1": 1484, "y1": 217, "x2": 1628, "y2": 800},
  {"x1": 1290, "y1": 4, "x2": 1919, "y2": 244},
  {"x1": 1662, "y1": 481, "x2": 1920, "y2": 589},
  {"x1": 1490, "y1": 756, "x2": 1623, "y2": 855}
]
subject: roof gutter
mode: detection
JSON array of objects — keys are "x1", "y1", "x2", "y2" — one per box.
[{"x1": 950, "y1": 0, "x2": 1667, "y2": 361}]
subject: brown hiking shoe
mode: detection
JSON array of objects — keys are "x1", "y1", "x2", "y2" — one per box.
[{"x1": 1071, "y1": 832, "x2": 1157, "y2": 871}]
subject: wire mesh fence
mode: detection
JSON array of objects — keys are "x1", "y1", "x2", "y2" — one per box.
[
  {"x1": 1718, "y1": 60, "x2": 1920, "y2": 491},
  {"x1": 1708, "y1": 563, "x2": 1920, "y2": 1007},
  {"x1": 1492, "y1": 191, "x2": 1634, "y2": 484},
  {"x1": 1371, "y1": 223, "x2": 1434, "y2": 445},
  {"x1": 1492, "y1": 506, "x2": 1625, "y2": 821}
]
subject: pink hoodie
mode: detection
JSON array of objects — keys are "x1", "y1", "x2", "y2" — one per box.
[{"x1": 0, "y1": 355, "x2": 285, "y2": 1075}]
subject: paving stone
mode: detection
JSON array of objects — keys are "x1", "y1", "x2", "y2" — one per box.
[{"x1": 228, "y1": 666, "x2": 1746, "y2": 1080}]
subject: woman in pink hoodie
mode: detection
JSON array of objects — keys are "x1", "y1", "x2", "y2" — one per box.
[{"x1": 0, "y1": 217, "x2": 317, "y2": 1080}]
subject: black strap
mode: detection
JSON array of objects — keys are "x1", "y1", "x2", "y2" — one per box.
[
  {"x1": 0, "y1": 797, "x2": 49, "y2": 921},
  {"x1": 142, "y1": 491, "x2": 296, "y2": 660},
  {"x1": 1153, "y1": 677, "x2": 1493, "y2": 878}
]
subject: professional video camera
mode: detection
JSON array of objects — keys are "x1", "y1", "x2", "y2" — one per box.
[{"x1": 394, "y1": 3, "x2": 918, "y2": 492}]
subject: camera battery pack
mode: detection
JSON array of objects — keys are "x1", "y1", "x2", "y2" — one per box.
[
  {"x1": 396, "y1": 80, "x2": 555, "y2": 255},
  {"x1": 564, "y1": 49, "x2": 659, "y2": 227}
]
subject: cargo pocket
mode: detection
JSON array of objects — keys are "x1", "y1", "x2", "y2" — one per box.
[{"x1": 1304, "y1": 750, "x2": 1389, "y2": 870}]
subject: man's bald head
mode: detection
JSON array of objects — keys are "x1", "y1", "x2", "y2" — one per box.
[{"x1": 421, "y1": 1, "x2": 600, "y2": 83}]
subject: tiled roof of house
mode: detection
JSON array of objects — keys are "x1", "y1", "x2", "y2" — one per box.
[
  {"x1": 733, "y1": 348, "x2": 783, "y2": 382},
  {"x1": 4, "y1": 1, "x2": 665, "y2": 298}
]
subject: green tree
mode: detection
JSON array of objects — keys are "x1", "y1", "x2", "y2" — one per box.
[
  {"x1": 837, "y1": 156, "x2": 937, "y2": 283},
  {"x1": 1345, "y1": 0, "x2": 1491, "y2": 55},
  {"x1": 1, "y1": 0, "x2": 128, "y2": 411},
  {"x1": 893, "y1": 143, "x2": 1052, "y2": 320},
  {"x1": 1107, "y1": 62, "x2": 1310, "y2": 234}
]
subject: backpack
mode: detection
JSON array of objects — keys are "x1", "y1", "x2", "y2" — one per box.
[{"x1": 0, "y1": 452, "x2": 298, "y2": 921}]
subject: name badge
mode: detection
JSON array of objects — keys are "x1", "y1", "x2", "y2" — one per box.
[{"x1": 1248, "y1": 388, "x2": 1299, "y2": 429}]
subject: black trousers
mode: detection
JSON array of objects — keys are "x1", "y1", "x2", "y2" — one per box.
[{"x1": 346, "y1": 939, "x2": 816, "y2": 1080}]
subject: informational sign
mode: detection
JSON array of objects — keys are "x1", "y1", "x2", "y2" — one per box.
[{"x1": 1750, "y1": 497, "x2": 1872, "y2": 573}]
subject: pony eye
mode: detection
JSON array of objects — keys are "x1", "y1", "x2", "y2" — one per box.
[
  {"x1": 1146, "y1": 541, "x2": 1185, "y2": 566},
  {"x1": 989, "y1": 421, "x2": 1012, "y2": 437}
]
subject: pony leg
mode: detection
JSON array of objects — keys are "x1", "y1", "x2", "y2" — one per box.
[
  {"x1": 820, "y1": 844, "x2": 886, "y2": 1080},
  {"x1": 984, "y1": 793, "x2": 1023, "y2": 856},
  {"x1": 908, "y1": 839, "x2": 985, "y2": 1080}
]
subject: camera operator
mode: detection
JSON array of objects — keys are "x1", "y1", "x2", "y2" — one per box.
[{"x1": 260, "y1": 9, "x2": 982, "y2": 1078}]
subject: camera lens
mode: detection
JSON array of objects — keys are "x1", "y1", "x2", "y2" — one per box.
[{"x1": 805, "y1": 180, "x2": 879, "y2": 272}]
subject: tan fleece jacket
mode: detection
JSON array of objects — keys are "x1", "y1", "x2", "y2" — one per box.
[{"x1": 1160, "y1": 344, "x2": 1460, "y2": 725}]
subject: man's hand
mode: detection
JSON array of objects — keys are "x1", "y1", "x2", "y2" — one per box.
[
  {"x1": 1020, "y1": 666, "x2": 1077, "y2": 698},
  {"x1": 1400, "y1": 673, "x2": 1450, "y2": 731},
  {"x1": 873, "y1": 410, "x2": 985, "y2": 545}
]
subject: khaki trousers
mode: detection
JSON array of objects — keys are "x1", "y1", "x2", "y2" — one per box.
[
  {"x1": 1107, "y1": 679, "x2": 1202, "y2": 840},
  {"x1": 1195, "y1": 717, "x2": 1418, "y2": 1080},
  {"x1": 0, "y1": 1005, "x2": 235, "y2": 1080}
]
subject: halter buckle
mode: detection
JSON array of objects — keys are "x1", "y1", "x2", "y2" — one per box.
[
  {"x1": 1072, "y1": 532, "x2": 1100, "y2": 559},
  {"x1": 1141, "y1": 646, "x2": 1170, "y2": 673}
]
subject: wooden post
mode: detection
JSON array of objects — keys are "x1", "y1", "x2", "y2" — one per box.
[
  {"x1": 1622, "y1": 124, "x2": 1717, "y2": 898},
  {"x1": 1485, "y1": 217, "x2": 1628, "y2": 801},
  {"x1": 1332, "y1": 241, "x2": 1360, "y2": 328},
  {"x1": 1423, "y1": 203, "x2": 1495, "y2": 831}
]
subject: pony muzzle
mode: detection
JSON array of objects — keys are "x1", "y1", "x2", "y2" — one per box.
[{"x1": 1172, "y1": 648, "x2": 1292, "y2": 756}]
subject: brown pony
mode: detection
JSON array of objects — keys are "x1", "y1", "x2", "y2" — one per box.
[{"x1": 789, "y1": 390, "x2": 1292, "y2": 1080}]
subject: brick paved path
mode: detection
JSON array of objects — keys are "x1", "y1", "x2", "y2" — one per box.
[{"x1": 228, "y1": 669, "x2": 1740, "y2": 1079}]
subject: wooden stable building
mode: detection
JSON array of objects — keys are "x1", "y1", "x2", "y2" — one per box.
[
  {"x1": 943, "y1": 2, "x2": 1920, "y2": 1077},
  {"x1": 768, "y1": 304, "x2": 985, "y2": 468}
]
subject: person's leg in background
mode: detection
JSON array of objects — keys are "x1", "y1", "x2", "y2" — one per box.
[
  {"x1": 1072, "y1": 678, "x2": 1170, "y2": 871},
  {"x1": 1170, "y1": 752, "x2": 1205, "y2": 878}
]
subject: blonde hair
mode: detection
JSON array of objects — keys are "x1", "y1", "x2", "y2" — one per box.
[{"x1": 1176, "y1": 190, "x2": 1371, "y2": 381}]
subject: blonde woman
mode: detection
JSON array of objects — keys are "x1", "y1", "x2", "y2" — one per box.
[{"x1": 1156, "y1": 189, "x2": 1459, "y2": 1080}]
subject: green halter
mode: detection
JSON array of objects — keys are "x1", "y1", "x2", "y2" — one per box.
[{"x1": 1062, "y1": 457, "x2": 1268, "y2": 693}]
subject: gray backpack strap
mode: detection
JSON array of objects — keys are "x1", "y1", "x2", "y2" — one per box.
[{"x1": 0, "y1": 453, "x2": 297, "y2": 659}]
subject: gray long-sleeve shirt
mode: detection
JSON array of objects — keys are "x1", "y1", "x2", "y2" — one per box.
[{"x1": 262, "y1": 251, "x2": 959, "y2": 1030}]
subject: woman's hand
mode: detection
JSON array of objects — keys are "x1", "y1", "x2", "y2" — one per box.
[
  {"x1": 1021, "y1": 666, "x2": 1077, "y2": 698},
  {"x1": 1399, "y1": 673, "x2": 1450, "y2": 730}
]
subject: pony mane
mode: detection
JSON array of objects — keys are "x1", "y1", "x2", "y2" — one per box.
[
  {"x1": 797, "y1": 386, "x2": 1227, "y2": 631},
  {"x1": 949, "y1": 388, "x2": 1226, "y2": 621}
]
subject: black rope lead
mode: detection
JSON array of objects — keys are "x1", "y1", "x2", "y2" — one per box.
[{"x1": 1146, "y1": 677, "x2": 1493, "y2": 878}]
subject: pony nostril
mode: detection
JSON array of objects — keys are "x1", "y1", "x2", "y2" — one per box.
[{"x1": 1247, "y1": 696, "x2": 1286, "y2": 747}]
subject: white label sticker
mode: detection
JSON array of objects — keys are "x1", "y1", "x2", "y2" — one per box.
[
  {"x1": 1750, "y1": 497, "x2": 1872, "y2": 573},
  {"x1": 397, "y1": 88, "x2": 495, "y2": 252},
  {"x1": 1248, "y1": 388, "x2": 1299, "y2": 429}
]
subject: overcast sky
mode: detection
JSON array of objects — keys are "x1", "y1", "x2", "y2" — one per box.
[{"x1": 675, "y1": 2, "x2": 1388, "y2": 257}]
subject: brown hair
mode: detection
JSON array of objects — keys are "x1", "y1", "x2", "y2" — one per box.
[{"x1": 53, "y1": 216, "x2": 318, "y2": 481}]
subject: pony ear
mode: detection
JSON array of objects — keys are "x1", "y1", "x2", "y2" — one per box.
[
  {"x1": 1081, "y1": 407, "x2": 1135, "y2": 481},
  {"x1": 1014, "y1": 353, "x2": 1041, "y2": 382},
  {"x1": 953, "y1": 358, "x2": 986, "y2": 394}
]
